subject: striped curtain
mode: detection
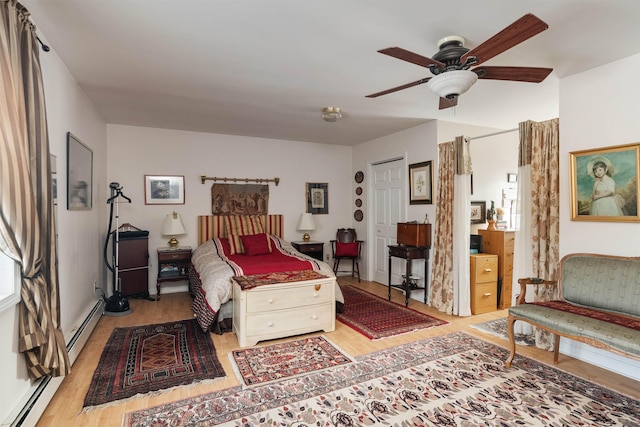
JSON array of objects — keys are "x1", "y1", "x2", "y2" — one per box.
[{"x1": 0, "y1": 0, "x2": 70, "y2": 379}]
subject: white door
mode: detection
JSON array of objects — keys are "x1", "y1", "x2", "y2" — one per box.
[{"x1": 371, "y1": 159, "x2": 405, "y2": 284}]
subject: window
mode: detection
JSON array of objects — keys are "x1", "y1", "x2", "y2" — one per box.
[{"x1": 0, "y1": 251, "x2": 20, "y2": 313}]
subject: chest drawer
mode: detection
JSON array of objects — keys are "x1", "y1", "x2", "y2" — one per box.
[
  {"x1": 471, "y1": 281, "x2": 498, "y2": 314},
  {"x1": 245, "y1": 303, "x2": 334, "y2": 337},
  {"x1": 470, "y1": 255, "x2": 498, "y2": 284},
  {"x1": 244, "y1": 280, "x2": 333, "y2": 313}
]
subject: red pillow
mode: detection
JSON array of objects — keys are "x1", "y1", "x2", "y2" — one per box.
[
  {"x1": 335, "y1": 241, "x2": 359, "y2": 257},
  {"x1": 240, "y1": 233, "x2": 272, "y2": 256}
]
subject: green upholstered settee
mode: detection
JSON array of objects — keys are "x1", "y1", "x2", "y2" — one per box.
[{"x1": 505, "y1": 253, "x2": 640, "y2": 368}]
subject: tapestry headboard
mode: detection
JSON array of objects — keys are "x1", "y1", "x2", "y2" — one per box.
[{"x1": 197, "y1": 214, "x2": 284, "y2": 246}]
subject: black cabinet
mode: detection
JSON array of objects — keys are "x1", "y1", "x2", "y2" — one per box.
[
  {"x1": 118, "y1": 231, "x2": 149, "y2": 298},
  {"x1": 387, "y1": 244, "x2": 430, "y2": 307},
  {"x1": 291, "y1": 241, "x2": 324, "y2": 261}
]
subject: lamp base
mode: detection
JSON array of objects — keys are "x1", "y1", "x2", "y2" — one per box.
[
  {"x1": 302, "y1": 233, "x2": 310, "y2": 242},
  {"x1": 168, "y1": 237, "x2": 179, "y2": 248}
]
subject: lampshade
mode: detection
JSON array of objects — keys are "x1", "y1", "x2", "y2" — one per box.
[
  {"x1": 426, "y1": 70, "x2": 478, "y2": 99},
  {"x1": 297, "y1": 213, "x2": 316, "y2": 242},
  {"x1": 321, "y1": 107, "x2": 342, "y2": 122},
  {"x1": 161, "y1": 211, "x2": 186, "y2": 248}
]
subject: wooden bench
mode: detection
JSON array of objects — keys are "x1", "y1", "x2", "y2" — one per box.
[{"x1": 505, "y1": 253, "x2": 640, "y2": 368}]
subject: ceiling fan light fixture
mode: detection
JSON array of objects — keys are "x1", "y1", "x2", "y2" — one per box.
[
  {"x1": 321, "y1": 107, "x2": 342, "y2": 122},
  {"x1": 426, "y1": 70, "x2": 478, "y2": 99}
]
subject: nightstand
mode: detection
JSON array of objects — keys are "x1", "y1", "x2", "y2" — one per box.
[
  {"x1": 291, "y1": 241, "x2": 324, "y2": 261},
  {"x1": 156, "y1": 246, "x2": 192, "y2": 300}
]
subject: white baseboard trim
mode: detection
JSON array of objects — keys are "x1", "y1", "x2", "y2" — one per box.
[
  {"x1": 560, "y1": 338, "x2": 640, "y2": 381},
  {"x1": 4, "y1": 299, "x2": 104, "y2": 427}
]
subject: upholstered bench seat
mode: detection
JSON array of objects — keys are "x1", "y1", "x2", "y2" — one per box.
[
  {"x1": 509, "y1": 303, "x2": 640, "y2": 357},
  {"x1": 505, "y1": 253, "x2": 640, "y2": 368}
]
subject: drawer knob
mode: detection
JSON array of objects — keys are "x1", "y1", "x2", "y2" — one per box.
[
  {"x1": 267, "y1": 321, "x2": 274, "y2": 327},
  {"x1": 311, "y1": 315, "x2": 318, "y2": 320},
  {"x1": 312, "y1": 292, "x2": 319, "y2": 298},
  {"x1": 268, "y1": 299, "x2": 274, "y2": 304},
  {"x1": 483, "y1": 292, "x2": 492, "y2": 298},
  {"x1": 483, "y1": 268, "x2": 492, "y2": 273}
]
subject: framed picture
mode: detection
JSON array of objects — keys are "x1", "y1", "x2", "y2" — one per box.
[
  {"x1": 306, "y1": 182, "x2": 328, "y2": 214},
  {"x1": 409, "y1": 161, "x2": 433, "y2": 205},
  {"x1": 144, "y1": 175, "x2": 185, "y2": 205},
  {"x1": 67, "y1": 132, "x2": 92, "y2": 210},
  {"x1": 470, "y1": 201, "x2": 486, "y2": 224},
  {"x1": 570, "y1": 143, "x2": 639, "y2": 222},
  {"x1": 507, "y1": 173, "x2": 518, "y2": 183}
]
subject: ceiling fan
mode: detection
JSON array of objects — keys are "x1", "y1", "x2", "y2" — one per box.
[{"x1": 366, "y1": 13, "x2": 553, "y2": 109}]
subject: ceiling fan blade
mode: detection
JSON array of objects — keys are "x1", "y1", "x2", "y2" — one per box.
[
  {"x1": 461, "y1": 14, "x2": 549, "y2": 66},
  {"x1": 439, "y1": 96, "x2": 458, "y2": 110},
  {"x1": 378, "y1": 47, "x2": 445, "y2": 69},
  {"x1": 365, "y1": 77, "x2": 432, "y2": 98},
  {"x1": 474, "y1": 66, "x2": 553, "y2": 82}
]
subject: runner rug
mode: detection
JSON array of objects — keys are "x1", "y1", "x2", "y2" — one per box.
[
  {"x1": 336, "y1": 284, "x2": 447, "y2": 339},
  {"x1": 123, "y1": 331, "x2": 640, "y2": 426},
  {"x1": 229, "y1": 336, "x2": 354, "y2": 388},
  {"x1": 83, "y1": 319, "x2": 225, "y2": 410},
  {"x1": 470, "y1": 317, "x2": 536, "y2": 346}
]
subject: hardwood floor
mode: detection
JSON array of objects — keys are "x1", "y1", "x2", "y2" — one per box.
[{"x1": 37, "y1": 277, "x2": 640, "y2": 426}]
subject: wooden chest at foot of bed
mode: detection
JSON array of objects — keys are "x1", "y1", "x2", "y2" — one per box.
[{"x1": 232, "y1": 277, "x2": 336, "y2": 347}]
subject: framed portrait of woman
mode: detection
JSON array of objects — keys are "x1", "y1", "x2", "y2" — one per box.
[{"x1": 570, "y1": 143, "x2": 639, "y2": 222}]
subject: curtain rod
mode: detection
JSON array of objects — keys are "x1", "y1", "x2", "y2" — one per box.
[
  {"x1": 469, "y1": 127, "x2": 518, "y2": 141},
  {"x1": 36, "y1": 36, "x2": 50, "y2": 52},
  {"x1": 200, "y1": 175, "x2": 280, "y2": 186}
]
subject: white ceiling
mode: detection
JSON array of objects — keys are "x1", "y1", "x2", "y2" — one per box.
[{"x1": 23, "y1": 0, "x2": 640, "y2": 146}]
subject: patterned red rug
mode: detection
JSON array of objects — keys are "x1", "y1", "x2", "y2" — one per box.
[
  {"x1": 336, "y1": 285, "x2": 447, "y2": 339},
  {"x1": 230, "y1": 336, "x2": 354, "y2": 388},
  {"x1": 83, "y1": 319, "x2": 225, "y2": 409}
]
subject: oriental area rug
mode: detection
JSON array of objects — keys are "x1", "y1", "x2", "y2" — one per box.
[
  {"x1": 83, "y1": 319, "x2": 225, "y2": 410},
  {"x1": 229, "y1": 336, "x2": 354, "y2": 388},
  {"x1": 336, "y1": 284, "x2": 447, "y2": 339},
  {"x1": 470, "y1": 317, "x2": 536, "y2": 346},
  {"x1": 123, "y1": 332, "x2": 640, "y2": 426}
]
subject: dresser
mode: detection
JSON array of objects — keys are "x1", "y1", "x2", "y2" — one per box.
[
  {"x1": 478, "y1": 229, "x2": 515, "y2": 309},
  {"x1": 470, "y1": 253, "x2": 498, "y2": 314},
  {"x1": 232, "y1": 276, "x2": 336, "y2": 347}
]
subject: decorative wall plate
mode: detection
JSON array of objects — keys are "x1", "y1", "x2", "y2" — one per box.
[
  {"x1": 354, "y1": 209, "x2": 363, "y2": 221},
  {"x1": 355, "y1": 198, "x2": 362, "y2": 207},
  {"x1": 354, "y1": 171, "x2": 364, "y2": 183},
  {"x1": 355, "y1": 186, "x2": 362, "y2": 195}
]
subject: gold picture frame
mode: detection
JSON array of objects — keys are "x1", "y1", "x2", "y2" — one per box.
[{"x1": 570, "y1": 143, "x2": 639, "y2": 222}]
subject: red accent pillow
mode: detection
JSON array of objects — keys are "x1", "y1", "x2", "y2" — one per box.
[
  {"x1": 335, "y1": 241, "x2": 359, "y2": 257},
  {"x1": 240, "y1": 233, "x2": 272, "y2": 256}
]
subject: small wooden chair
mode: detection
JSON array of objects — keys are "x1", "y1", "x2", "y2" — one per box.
[{"x1": 330, "y1": 228, "x2": 363, "y2": 282}]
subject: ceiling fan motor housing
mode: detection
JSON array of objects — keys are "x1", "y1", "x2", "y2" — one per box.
[{"x1": 431, "y1": 36, "x2": 474, "y2": 74}]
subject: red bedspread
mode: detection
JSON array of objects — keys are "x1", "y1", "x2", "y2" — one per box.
[{"x1": 214, "y1": 237, "x2": 317, "y2": 276}]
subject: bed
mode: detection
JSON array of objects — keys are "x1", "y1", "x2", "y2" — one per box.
[{"x1": 189, "y1": 214, "x2": 343, "y2": 345}]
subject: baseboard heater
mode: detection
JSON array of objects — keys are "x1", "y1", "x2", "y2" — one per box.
[{"x1": 5, "y1": 299, "x2": 104, "y2": 427}]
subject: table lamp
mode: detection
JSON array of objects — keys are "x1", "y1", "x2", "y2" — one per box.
[
  {"x1": 161, "y1": 211, "x2": 186, "y2": 248},
  {"x1": 296, "y1": 213, "x2": 316, "y2": 242}
]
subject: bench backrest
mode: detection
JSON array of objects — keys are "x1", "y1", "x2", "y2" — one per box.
[{"x1": 559, "y1": 254, "x2": 640, "y2": 316}]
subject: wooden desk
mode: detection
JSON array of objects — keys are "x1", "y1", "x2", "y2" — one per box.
[{"x1": 387, "y1": 244, "x2": 430, "y2": 307}]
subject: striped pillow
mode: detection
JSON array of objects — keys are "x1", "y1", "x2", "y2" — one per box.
[{"x1": 225, "y1": 215, "x2": 269, "y2": 255}]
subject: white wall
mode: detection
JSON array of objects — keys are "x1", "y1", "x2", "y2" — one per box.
[
  {"x1": 106, "y1": 125, "x2": 353, "y2": 295},
  {"x1": 1, "y1": 43, "x2": 107, "y2": 422},
  {"x1": 558, "y1": 53, "x2": 640, "y2": 379}
]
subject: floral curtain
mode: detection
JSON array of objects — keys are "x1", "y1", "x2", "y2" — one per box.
[
  {"x1": 513, "y1": 118, "x2": 560, "y2": 350},
  {"x1": 431, "y1": 136, "x2": 472, "y2": 315},
  {"x1": 0, "y1": 0, "x2": 70, "y2": 378}
]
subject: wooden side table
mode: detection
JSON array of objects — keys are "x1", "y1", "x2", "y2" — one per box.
[
  {"x1": 291, "y1": 241, "x2": 324, "y2": 261},
  {"x1": 156, "y1": 246, "x2": 192, "y2": 300},
  {"x1": 387, "y1": 244, "x2": 430, "y2": 307}
]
